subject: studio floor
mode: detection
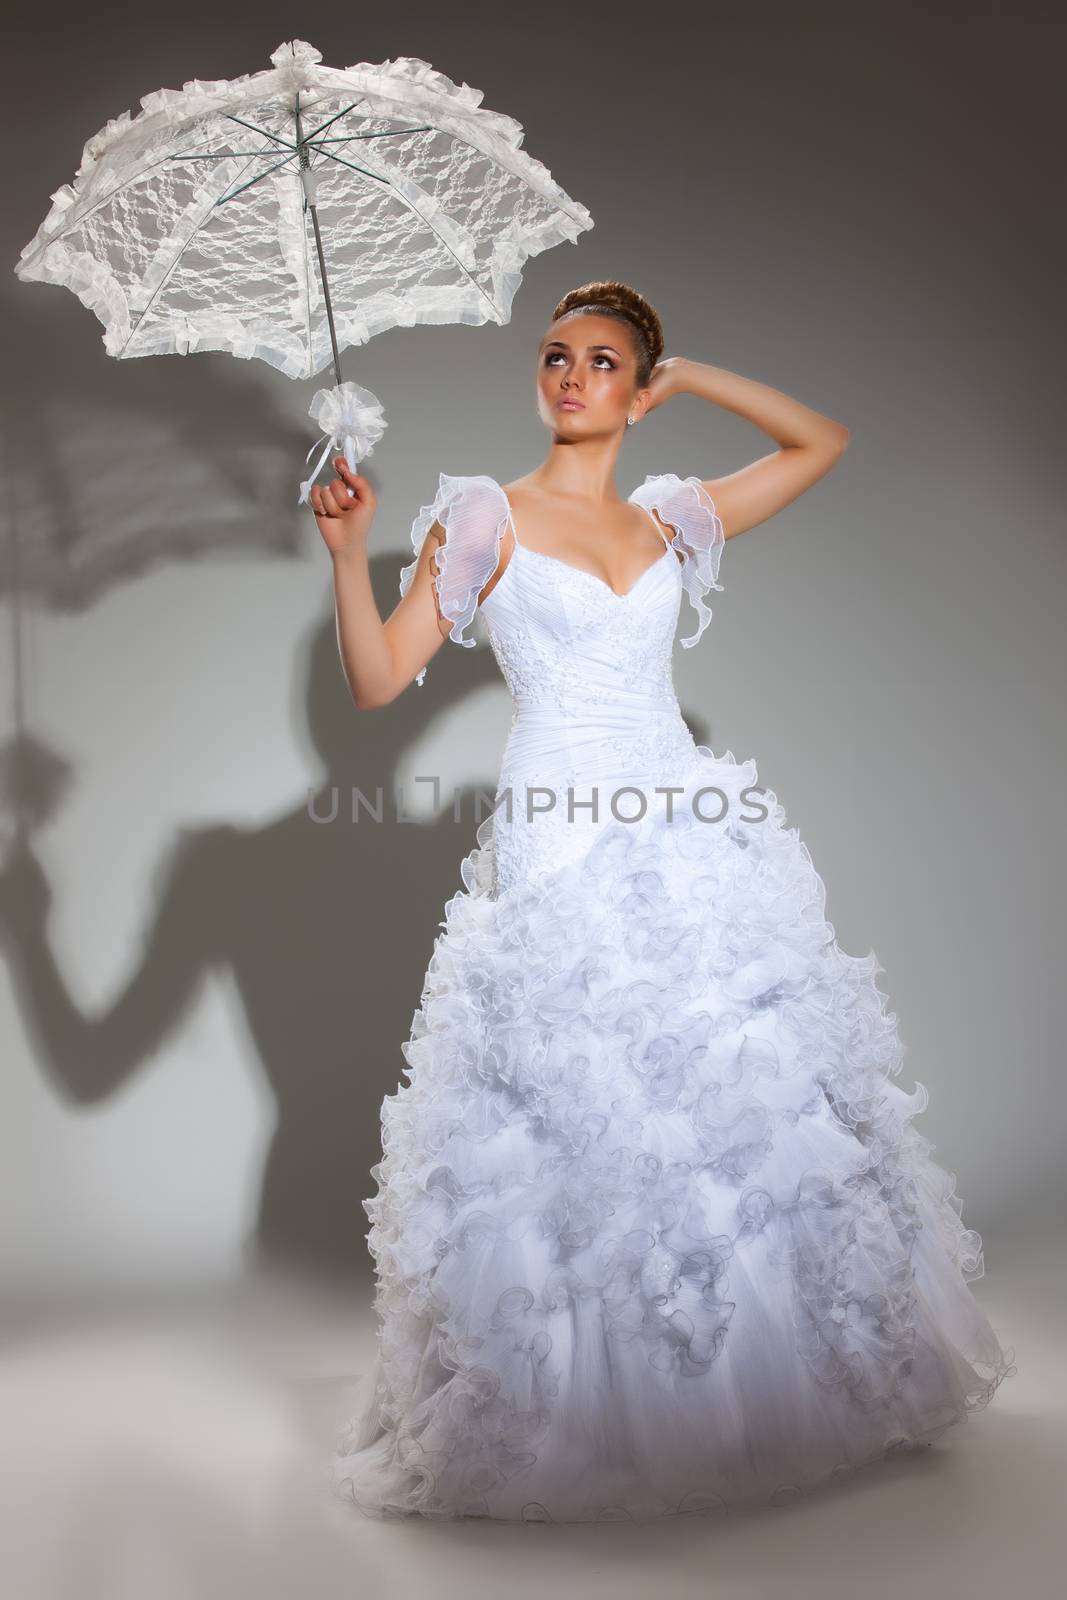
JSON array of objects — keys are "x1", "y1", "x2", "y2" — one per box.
[{"x1": 1, "y1": 1223, "x2": 1061, "y2": 1600}]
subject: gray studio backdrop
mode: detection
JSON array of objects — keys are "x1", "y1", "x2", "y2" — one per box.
[{"x1": 2, "y1": 1, "x2": 1063, "y2": 1293}]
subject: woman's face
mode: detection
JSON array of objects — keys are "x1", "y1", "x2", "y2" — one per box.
[{"x1": 535, "y1": 311, "x2": 644, "y2": 436}]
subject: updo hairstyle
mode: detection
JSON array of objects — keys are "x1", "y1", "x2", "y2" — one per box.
[{"x1": 549, "y1": 280, "x2": 664, "y2": 389}]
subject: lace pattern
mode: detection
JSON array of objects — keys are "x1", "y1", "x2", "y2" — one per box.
[
  {"x1": 483, "y1": 558, "x2": 678, "y2": 706},
  {"x1": 15, "y1": 44, "x2": 595, "y2": 378}
]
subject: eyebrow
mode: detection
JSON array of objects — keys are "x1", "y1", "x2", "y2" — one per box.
[{"x1": 541, "y1": 339, "x2": 622, "y2": 356}]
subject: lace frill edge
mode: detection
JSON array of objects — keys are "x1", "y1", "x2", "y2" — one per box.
[
  {"x1": 39, "y1": 51, "x2": 558, "y2": 193},
  {"x1": 16, "y1": 214, "x2": 592, "y2": 379}
]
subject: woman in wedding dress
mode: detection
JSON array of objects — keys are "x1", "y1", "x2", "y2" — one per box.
[{"x1": 313, "y1": 280, "x2": 1015, "y2": 1522}]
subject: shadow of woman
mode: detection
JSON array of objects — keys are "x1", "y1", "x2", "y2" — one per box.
[{"x1": 0, "y1": 552, "x2": 513, "y2": 1287}]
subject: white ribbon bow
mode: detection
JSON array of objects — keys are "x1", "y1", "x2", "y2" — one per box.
[{"x1": 298, "y1": 381, "x2": 388, "y2": 505}]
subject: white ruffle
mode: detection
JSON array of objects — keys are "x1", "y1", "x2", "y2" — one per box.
[
  {"x1": 15, "y1": 42, "x2": 594, "y2": 379},
  {"x1": 399, "y1": 472, "x2": 726, "y2": 686},
  {"x1": 398, "y1": 474, "x2": 511, "y2": 685},
  {"x1": 630, "y1": 474, "x2": 725, "y2": 649},
  {"x1": 332, "y1": 750, "x2": 1016, "y2": 1521}
]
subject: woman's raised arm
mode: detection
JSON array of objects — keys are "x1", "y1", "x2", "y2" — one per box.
[
  {"x1": 645, "y1": 357, "x2": 850, "y2": 542},
  {"x1": 311, "y1": 458, "x2": 452, "y2": 708}
]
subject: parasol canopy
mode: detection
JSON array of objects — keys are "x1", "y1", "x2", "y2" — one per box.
[{"x1": 16, "y1": 40, "x2": 595, "y2": 495}]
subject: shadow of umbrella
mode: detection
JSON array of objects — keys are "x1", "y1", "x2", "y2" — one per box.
[
  {"x1": 0, "y1": 284, "x2": 309, "y2": 611},
  {"x1": 0, "y1": 279, "x2": 322, "y2": 847},
  {"x1": 0, "y1": 552, "x2": 514, "y2": 1284},
  {"x1": 6, "y1": 33, "x2": 593, "y2": 839}
]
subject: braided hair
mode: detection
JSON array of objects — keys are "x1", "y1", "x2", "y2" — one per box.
[{"x1": 549, "y1": 280, "x2": 664, "y2": 389}]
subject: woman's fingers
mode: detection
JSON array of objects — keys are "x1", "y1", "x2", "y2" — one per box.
[
  {"x1": 310, "y1": 460, "x2": 367, "y2": 519},
  {"x1": 326, "y1": 475, "x2": 354, "y2": 505}
]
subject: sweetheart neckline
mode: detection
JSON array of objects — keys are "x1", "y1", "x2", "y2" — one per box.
[
  {"x1": 495, "y1": 487, "x2": 679, "y2": 601},
  {"x1": 512, "y1": 539, "x2": 677, "y2": 600}
]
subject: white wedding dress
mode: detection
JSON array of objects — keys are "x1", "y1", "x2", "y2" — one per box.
[{"x1": 332, "y1": 471, "x2": 1016, "y2": 1522}]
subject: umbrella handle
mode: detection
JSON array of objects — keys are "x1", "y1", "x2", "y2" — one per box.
[{"x1": 298, "y1": 382, "x2": 387, "y2": 505}]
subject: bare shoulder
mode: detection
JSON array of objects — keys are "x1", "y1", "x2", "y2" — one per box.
[{"x1": 499, "y1": 474, "x2": 538, "y2": 508}]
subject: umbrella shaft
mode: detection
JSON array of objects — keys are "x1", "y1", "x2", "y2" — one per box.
[
  {"x1": 309, "y1": 201, "x2": 343, "y2": 388},
  {"x1": 295, "y1": 94, "x2": 343, "y2": 389}
]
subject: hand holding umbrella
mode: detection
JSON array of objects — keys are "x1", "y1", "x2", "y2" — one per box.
[{"x1": 308, "y1": 457, "x2": 376, "y2": 558}]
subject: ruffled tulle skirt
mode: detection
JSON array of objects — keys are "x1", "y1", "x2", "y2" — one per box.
[{"x1": 332, "y1": 744, "x2": 1016, "y2": 1521}]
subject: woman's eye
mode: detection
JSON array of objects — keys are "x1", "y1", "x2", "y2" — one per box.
[{"x1": 544, "y1": 353, "x2": 615, "y2": 369}]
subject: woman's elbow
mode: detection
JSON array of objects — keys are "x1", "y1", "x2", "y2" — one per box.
[{"x1": 354, "y1": 688, "x2": 397, "y2": 711}]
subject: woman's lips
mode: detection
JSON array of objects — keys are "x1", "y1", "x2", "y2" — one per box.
[{"x1": 557, "y1": 400, "x2": 584, "y2": 410}]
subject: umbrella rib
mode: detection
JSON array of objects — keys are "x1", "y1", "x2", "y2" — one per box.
[
  {"x1": 27, "y1": 152, "x2": 207, "y2": 249},
  {"x1": 311, "y1": 128, "x2": 433, "y2": 144},
  {"x1": 312, "y1": 146, "x2": 503, "y2": 319},
  {"x1": 416, "y1": 120, "x2": 595, "y2": 234},
  {"x1": 30, "y1": 133, "x2": 290, "y2": 252},
  {"x1": 223, "y1": 113, "x2": 296, "y2": 151},
  {"x1": 167, "y1": 149, "x2": 283, "y2": 159},
  {"x1": 300, "y1": 101, "x2": 362, "y2": 142},
  {"x1": 118, "y1": 152, "x2": 264, "y2": 355},
  {"x1": 305, "y1": 147, "x2": 391, "y2": 186},
  {"x1": 298, "y1": 87, "x2": 591, "y2": 237},
  {"x1": 215, "y1": 152, "x2": 298, "y2": 206}
]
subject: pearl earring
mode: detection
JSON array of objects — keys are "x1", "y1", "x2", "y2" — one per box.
[{"x1": 627, "y1": 417, "x2": 635, "y2": 426}]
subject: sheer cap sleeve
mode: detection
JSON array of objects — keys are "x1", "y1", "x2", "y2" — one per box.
[
  {"x1": 630, "y1": 473, "x2": 725, "y2": 649},
  {"x1": 398, "y1": 473, "x2": 510, "y2": 686}
]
